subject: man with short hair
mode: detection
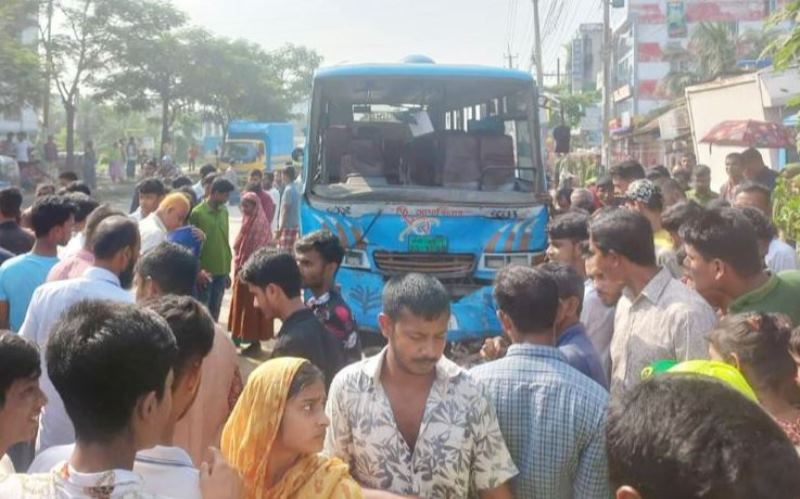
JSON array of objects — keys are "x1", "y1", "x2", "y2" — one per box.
[
  {"x1": 681, "y1": 208, "x2": 800, "y2": 325},
  {"x1": 139, "y1": 193, "x2": 192, "y2": 254},
  {"x1": 0, "y1": 187, "x2": 34, "y2": 255},
  {"x1": 595, "y1": 175, "x2": 615, "y2": 207},
  {"x1": 131, "y1": 177, "x2": 167, "y2": 222},
  {"x1": 59, "y1": 192, "x2": 99, "y2": 259},
  {"x1": 539, "y1": 262, "x2": 607, "y2": 388},
  {"x1": 733, "y1": 180, "x2": 772, "y2": 217},
  {"x1": 190, "y1": 178, "x2": 234, "y2": 320},
  {"x1": 472, "y1": 266, "x2": 609, "y2": 498},
  {"x1": 659, "y1": 200, "x2": 704, "y2": 279},
  {"x1": 60, "y1": 180, "x2": 91, "y2": 197},
  {"x1": 737, "y1": 206, "x2": 797, "y2": 273},
  {"x1": 606, "y1": 375, "x2": 800, "y2": 499},
  {"x1": 0, "y1": 334, "x2": 47, "y2": 475},
  {"x1": 57, "y1": 171, "x2": 78, "y2": 189},
  {"x1": 686, "y1": 165, "x2": 718, "y2": 207},
  {"x1": 0, "y1": 196, "x2": 75, "y2": 331},
  {"x1": 134, "y1": 242, "x2": 242, "y2": 466},
  {"x1": 295, "y1": 230, "x2": 361, "y2": 364},
  {"x1": 30, "y1": 296, "x2": 216, "y2": 498},
  {"x1": 20, "y1": 215, "x2": 140, "y2": 451},
  {"x1": 14, "y1": 132, "x2": 31, "y2": 168},
  {"x1": 655, "y1": 178, "x2": 687, "y2": 208},
  {"x1": 624, "y1": 179, "x2": 672, "y2": 252},
  {"x1": 720, "y1": 152, "x2": 744, "y2": 203},
  {"x1": 741, "y1": 147, "x2": 778, "y2": 191},
  {"x1": 47, "y1": 205, "x2": 122, "y2": 282},
  {"x1": 43, "y1": 135, "x2": 58, "y2": 174},
  {"x1": 125, "y1": 136, "x2": 138, "y2": 179},
  {"x1": 241, "y1": 249, "x2": 344, "y2": 386},
  {"x1": 609, "y1": 160, "x2": 646, "y2": 197},
  {"x1": 276, "y1": 166, "x2": 300, "y2": 252},
  {"x1": 589, "y1": 209, "x2": 716, "y2": 393},
  {"x1": 546, "y1": 212, "x2": 614, "y2": 372},
  {"x1": 1, "y1": 301, "x2": 177, "y2": 496},
  {"x1": 193, "y1": 164, "x2": 217, "y2": 200},
  {"x1": 569, "y1": 188, "x2": 596, "y2": 213},
  {"x1": 263, "y1": 171, "x2": 280, "y2": 232},
  {"x1": 325, "y1": 272, "x2": 518, "y2": 498}
]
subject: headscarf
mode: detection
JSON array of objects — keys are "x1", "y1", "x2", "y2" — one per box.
[
  {"x1": 221, "y1": 357, "x2": 361, "y2": 499},
  {"x1": 234, "y1": 192, "x2": 272, "y2": 271}
]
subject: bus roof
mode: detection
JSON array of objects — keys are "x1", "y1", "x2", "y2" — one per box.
[{"x1": 315, "y1": 63, "x2": 535, "y2": 84}]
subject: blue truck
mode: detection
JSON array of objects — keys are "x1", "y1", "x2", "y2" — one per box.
[{"x1": 218, "y1": 121, "x2": 295, "y2": 174}]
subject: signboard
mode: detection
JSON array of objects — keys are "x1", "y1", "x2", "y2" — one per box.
[
  {"x1": 667, "y1": 1, "x2": 687, "y2": 39},
  {"x1": 613, "y1": 84, "x2": 632, "y2": 103},
  {"x1": 658, "y1": 106, "x2": 690, "y2": 140}
]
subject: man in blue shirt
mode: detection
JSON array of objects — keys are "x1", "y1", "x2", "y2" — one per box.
[
  {"x1": 471, "y1": 265, "x2": 610, "y2": 499},
  {"x1": 0, "y1": 196, "x2": 75, "y2": 331},
  {"x1": 540, "y1": 261, "x2": 608, "y2": 389}
]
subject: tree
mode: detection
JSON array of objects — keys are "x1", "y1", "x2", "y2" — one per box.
[
  {"x1": 95, "y1": 0, "x2": 188, "y2": 155},
  {"x1": 766, "y1": 0, "x2": 800, "y2": 108},
  {"x1": 690, "y1": 22, "x2": 737, "y2": 80},
  {"x1": 189, "y1": 35, "x2": 290, "y2": 140},
  {"x1": 546, "y1": 85, "x2": 600, "y2": 129},
  {"x1": 266, "y1": 44, "x2": 324, "y2": 107},
  {"x1": 0, "y1": 0, "x2": 41, "y2": 114}
]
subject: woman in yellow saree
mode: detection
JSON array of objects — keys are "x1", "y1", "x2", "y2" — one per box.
[{"x1": 221, "y1": 357, "x2": 362, "y2": 499}]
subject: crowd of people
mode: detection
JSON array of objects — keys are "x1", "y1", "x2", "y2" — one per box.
[{"x1": 0, "y1": 143, "x2": 798, "y2": 498}]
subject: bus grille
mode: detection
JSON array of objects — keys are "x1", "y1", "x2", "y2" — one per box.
[{"x1": 373, "y1": 252, "x2": 476, "y2": 278}]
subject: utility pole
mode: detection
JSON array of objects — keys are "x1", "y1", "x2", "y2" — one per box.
[
  {"x1": 602, "y1": 0, "x2": 612, "y2": 170},
  {"x1": 505, "y1": 44, "x2": 518, "y2": 69},
  {"x1": 532, "y1": 0, "x2": 544, "y2": 87},
  {"x1": 42, "y1": 0, "x2": 54, "y2": 134}
]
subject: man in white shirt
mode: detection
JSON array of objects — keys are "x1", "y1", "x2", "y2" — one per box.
[
  {"x1": 30, "y1": 295, "x2": 216, "y2": 499},
  {"x1": 0, "y1": 334, "x2": 47, "y2": 476},
  {"x1": 13, "y1": 132, "x2": 31, "y2": 165},
  {"x1": 193, "y1": 165, "x2": 217, "y2": 201},
  {"x1": 264, "y1": 171, "x2": 281, "y2": 232},
  {"x1": 766, "y1": 237, "x2": 798, "y2": 273},
  {"x1": 20, "y1": 216, "x2": 140, "y2": 452},
  {"x1": 131, "y1": 178, "x2": 166, "y2": 222},
  {"x1": 139, "y1": 193, "x2": 192, "y2": 254},
  {"x1": 59, "y1": 193, "x2": 99, "y2": 260}
]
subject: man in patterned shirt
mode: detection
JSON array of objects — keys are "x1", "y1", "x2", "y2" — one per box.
[
  {"x1": 295, "y1": 230, "x2": 362, "y2": 364},
  {"x1": 324, "y1": 273, "x2": 517, "y2": 498},
  {"x1": 472, "y1": 265, "x2": 610, "y2": 498}
]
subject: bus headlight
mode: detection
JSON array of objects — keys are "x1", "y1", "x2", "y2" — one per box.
[
  {"x1": 479, "y1": 252, "x2": 544, "y2": 271},
  {"x1": 342, "y1": 249, "x2": 370, "y2": 270}
]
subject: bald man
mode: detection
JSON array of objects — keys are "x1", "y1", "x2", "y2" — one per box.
[{"x1": 139, "y1": 192, "x2": 191, "y2": 254}]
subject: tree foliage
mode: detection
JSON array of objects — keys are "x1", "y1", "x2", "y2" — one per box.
[
  {"x1": 690, "y1": 22, "x2": 738, "y2": 80},
  {"x1": 0, "y1": 0, "x2": 41, "y2": 113}
]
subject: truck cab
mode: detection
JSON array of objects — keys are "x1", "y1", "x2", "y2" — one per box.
[{"x1": 218, "y1": 121, "x2": 294, "y2": 175}]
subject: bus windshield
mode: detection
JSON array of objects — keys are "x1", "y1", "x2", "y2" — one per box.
[
  {"x1": 308, "y1": 75, "x2": 542, "y2": 205},
  {"x1": 222, "y1": 142, "x2": 259, "y2": 163}
]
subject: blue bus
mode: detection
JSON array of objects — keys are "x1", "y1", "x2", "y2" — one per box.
[{"x1": 300, "y1": 59, "x2": 548, "y2": 343}]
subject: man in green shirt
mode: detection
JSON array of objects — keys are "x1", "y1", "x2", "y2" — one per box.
[
  {"x1": 189, "y1": 177, "x2": 235, "y2": 320},
  {"x1": 682, "y1": 207, "x2": 800, "y2": 326},
  {"x1": 686, "y1": 165, "x2": 719, "y2": 207}
]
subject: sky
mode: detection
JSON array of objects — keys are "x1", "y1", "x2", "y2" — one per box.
[{"x1": 170, "y1": 0, "x2": 602, "y2": 82}]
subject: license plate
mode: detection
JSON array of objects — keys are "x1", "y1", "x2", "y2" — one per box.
[{"x1": 408, "y1": 235, "x2": 448, "y2": 253}]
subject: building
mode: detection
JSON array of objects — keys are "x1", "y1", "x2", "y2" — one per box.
[
  {"x1": 685, "y1": 68, "x2": 800, "y2": 189},
  {"x1": 609, "y1": 0, "x2": 790, "y2": 122},
  {"x1": 0, "y1": 18, "x2": 39, "y2": 138},
  {"x1": 570, "y1": 23, "x2": 604, "y2": 93}
]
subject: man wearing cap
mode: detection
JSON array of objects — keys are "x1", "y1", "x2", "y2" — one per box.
[
  {"x1": 139, "y1": 193, "x2": 192, "y2": 254},
  {"x1": 624, "y1": 179, "x2": 672, "y2": 252}
]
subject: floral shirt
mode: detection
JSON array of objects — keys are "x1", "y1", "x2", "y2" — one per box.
[
  {"x1": 324, "y1": 348, "x2": 518, "y2": 498},
  {"x1": 0, "y1": 462, "x2": 161, "y2": 498}
]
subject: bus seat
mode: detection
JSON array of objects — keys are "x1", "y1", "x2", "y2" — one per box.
[
  {"x1": 440, "y1": 134, "x2": 480, "y2": 189},
  {"x1": 480, "y1": 135, "x2": 516, "y2": 190},
  {"x1": 341, "y1": 138, "x2": 384, "y2": 179},
  {"x1": 324, "y1": 126, "x2": 350, "y2": 182},
  {"x1": 407, "y1": 134, "x2": 437, "y2": 186}
]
